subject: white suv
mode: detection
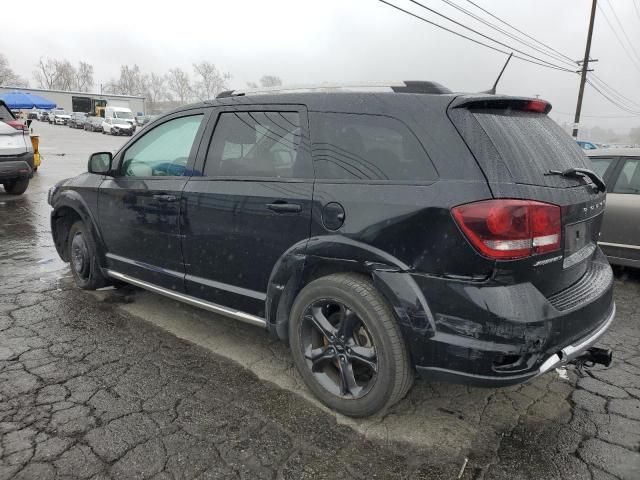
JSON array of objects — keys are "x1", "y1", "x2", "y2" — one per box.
[
  {"x1": 50, "y1": 109, "x2": 70, "y2": 125},
  {"x1": 0, "y1": 100, "x2": 34, "y2": 195}
]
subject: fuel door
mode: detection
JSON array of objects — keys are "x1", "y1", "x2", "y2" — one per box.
[{"x1": 322, "y1": 202, "x2": 345, "y2": 230}]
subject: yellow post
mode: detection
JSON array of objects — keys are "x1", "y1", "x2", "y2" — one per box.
[{"x1": 30, "y1": 135, "x2": 40, "y2": 171}]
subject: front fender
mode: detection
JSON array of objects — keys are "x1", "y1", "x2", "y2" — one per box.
[{"x1": 51, "y1": 189, "x2": 106, "y2": 264}]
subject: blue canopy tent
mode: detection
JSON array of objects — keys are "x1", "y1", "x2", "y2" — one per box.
[{"x1": 0, "y1": 91, "x2": 56, "y2": 109}]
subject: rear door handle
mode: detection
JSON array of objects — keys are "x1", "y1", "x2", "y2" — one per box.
[
  {"x1": 266, "y1": 202, "x2": 302, "y2": 213},
  {"x1": 153, "y1": 194, "x2": 178, "y2": 202}
]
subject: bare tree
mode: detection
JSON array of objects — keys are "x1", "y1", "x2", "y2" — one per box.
[
  {"x1": 74, "y1": 62, "x2": 94, "y2": 92},
  {"x1": 0, "y1": 54, "x2": 28, "y2": 87},
  {"x1": 259, "y1": 75, "x2": 282, "y2": 88},
  {"x1": 117, "y1": 65, "x2": 145, "y2": 95},
  {"x1": 142, "y1": 73, "x2": 168, "y2": 109},
  {"x1": 193, "y1": 61, "x2": 230, "y2": 100},
  {"x1": 33, "y1": 57, "x2": 62, "y2": 89},
  {"x1": 167, "y1": 68, "x2": 192, "y2": 104},
  {"x1": 32, "y1": 57, "x2": 94, "y2": 91},
  {"x1": 55, "y1": 60, "x2": 76, "y2": 91}
]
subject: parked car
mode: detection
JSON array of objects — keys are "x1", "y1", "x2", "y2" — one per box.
[
  {"x1": 68, "y1": 112, "x2": 87, "y2": 129},
  {"x1": 50, "y1": 110, "x2": 70, "y2": 125},
  {"x1": 135, "y1": 114, "x2": 151, "y2": 127},
  {"x1": 102, "y1": 117, "x2": 134, "y2": 136},
  {"x1": 0, "y1": 100, "x2": 34, "y2": 195},
  {"x1": 84, "y1": 116, "x2": 104, "y2": 132},
  {"x1": 40, "y1": 110, "x2": 52, "y2": 122},
  {"x1": 577, "y1": 140, "x2": 598, "y2": 150},
  {"x1": 105, "y1": 106, "x2": 136, "y2": 132},
  {"x1": 48, "y1": 82, "x2": 615, "y2": 417},
  {"x1": 27, "y1": 110, "x2": 39, "y2": 121},
  {"x1": 587, "y1": 148, "x2": 640, "y2": 268}
]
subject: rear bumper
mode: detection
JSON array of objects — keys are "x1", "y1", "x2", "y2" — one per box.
[
  {"x1": 381, "y1": 248, "x2": 615, "y2": 387},
  {"x1": 416, "y1": 302, "x2": 615, "y2": 386},
  {"x1": 0, "y1": 153, "x2": 34, "y2": 180}
]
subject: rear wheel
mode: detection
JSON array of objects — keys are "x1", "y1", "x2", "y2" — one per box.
[
  {"x1": 3, "y1": 178, "x2": 29, "y2": 195},
  {"x1": 67, "y1": 221, "x2": 108, "y2": 290},
  {"x1": 289, "y1": 273, "x2": 413, "y2": 417}
]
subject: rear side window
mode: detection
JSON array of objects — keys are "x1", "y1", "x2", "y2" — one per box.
[
  {"x1": 613, "y1": 159, "x2": 640, "y2": 194},
  {"x1": 204, "y1": 111, "x2": 312, "y2": 179},
  {"x1": 310, "y1": 113, "x2": 436, "y2": 181},
  {"x1": 588, "y1": 157, "x2": 615, "y2": 179},
  {"x1": 450, "y1": 109, "x2": 590, "y2": 188}
]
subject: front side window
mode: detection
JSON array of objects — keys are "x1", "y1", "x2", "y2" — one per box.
[
  {"x1": 121, "y1": 114, "x2": 203, "y2": 177},
  {"x1": 613, "y1": 159, "x2": 640, "y2": 194},
  {"x1": 204, "y1": 111, "x2": 310, "y2": 178},
  {"x1": 310, "y1": 112, "x2": 436, "y2": 181}
]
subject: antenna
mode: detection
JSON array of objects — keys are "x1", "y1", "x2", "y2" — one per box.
[{"x1": 483, "y1": 52, "x2": 513, "y2": 94}]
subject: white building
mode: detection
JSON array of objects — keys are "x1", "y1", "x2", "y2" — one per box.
[{"x1": 0, "y1": 86, "x2": 145, "y2": 115}]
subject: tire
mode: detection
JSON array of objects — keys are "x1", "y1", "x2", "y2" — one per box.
[
  {"x1": 3, "y1": 178, "x2": 29, "y2": 195},
  {"x1": 289, "y1": 273, "x2": 413, "y2": 417},
  {"x1": 67, "y1": 221, "x2": 108, "y2": 290}
]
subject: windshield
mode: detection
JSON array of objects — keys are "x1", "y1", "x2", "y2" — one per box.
[
  {"x1": 56, "y1": 111, "x2": 67, "y2": 115},
  {"x1": 115, "y1": 111, "x2": 133, "y2": 119},
  {"x1": 113, "y1": 118, "x2": 130, "y2": 125}
]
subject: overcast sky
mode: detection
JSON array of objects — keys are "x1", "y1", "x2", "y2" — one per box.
[{"x1": 2, "y1": 0, "x2": 639, "y2": 132}]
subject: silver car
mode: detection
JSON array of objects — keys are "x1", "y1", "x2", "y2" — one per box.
[{"x1": 587, "y1": 148, "x2": 640, "y2": 268}]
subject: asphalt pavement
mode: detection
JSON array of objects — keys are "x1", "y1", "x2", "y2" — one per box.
[{"x1": 0, "y1": 121, "x2": 638, "y2": 479}]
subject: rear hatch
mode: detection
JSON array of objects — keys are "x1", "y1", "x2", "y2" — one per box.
[
  {"x1": 448, "y1": 96, "x2": 607, "y2": 296},
  {"x1": 0, "y1": 121, "x2": 30, "y2": 156}
]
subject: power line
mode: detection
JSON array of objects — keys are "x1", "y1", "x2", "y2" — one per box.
[
  {"x1": 586, "y1": 79, "x2": 640, "y2": 115},
  {"x1": 596, "y1": 2, "x2": 640, "y2": 74},
  {"x1": 590, "y1": 74, "x2": 640, "y2": 110},
  {"x1": 377, "y1": 0, "x2": 576, "y2": 72},
  {"x1": 554, "y1": 110, "x2": 640, "y2": 119},
  {"x1": 438, "y1": 0, "x2": 577, "y2": 68},
  {"x1": 604, "y1": 0, "x2": 640, "y2": 65},
  {"x1": 463, "y1": 0, "x2": 577, "y2": 64},
  {"x1": 406, "y1": 0, "x2": 576, "y2": 71}
]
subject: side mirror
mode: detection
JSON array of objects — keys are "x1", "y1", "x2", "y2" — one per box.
[{"x1": 88, "y1": 152, "x2": 113, "y2": 175}]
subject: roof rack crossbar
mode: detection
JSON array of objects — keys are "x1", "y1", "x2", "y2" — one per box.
[{"x1": 214, "y1": 81, "x2": 451, "y2": 98}]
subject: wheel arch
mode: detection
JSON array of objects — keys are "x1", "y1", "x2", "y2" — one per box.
[
  {"x1": 51, "y1": 192, "x2": 106, "y2": 265},
  {"x1": 266, "y1": 236, "x2": 435, "y2": 342}
]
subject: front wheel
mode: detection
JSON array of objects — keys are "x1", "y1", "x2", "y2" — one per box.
[
  {"x1": 3, "y1": 178, "x2": 29, "y2": 195},
  {"x1": 67, "y1": 221, "x2": 108, "y2": 290},
  {"x1": 289, "y1": 273, "x2": 413, "y2": 417}
]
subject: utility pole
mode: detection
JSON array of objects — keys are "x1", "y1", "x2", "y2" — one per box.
[{"x1": 573, "y1": 0, "x2": 598, "y2": 139}]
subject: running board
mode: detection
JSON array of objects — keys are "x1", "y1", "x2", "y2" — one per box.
[{"x1": 105, "y1": 270, "x2": 267, "y2": 328}]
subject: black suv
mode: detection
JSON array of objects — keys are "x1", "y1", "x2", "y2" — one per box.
[{"x1": 48, "y1": 82, "x2": 615, "y2": 417}]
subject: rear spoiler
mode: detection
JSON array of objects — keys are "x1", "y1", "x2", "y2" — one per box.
[{"x1": 450, "y1": 96, "x2": 552, "y2": 114}]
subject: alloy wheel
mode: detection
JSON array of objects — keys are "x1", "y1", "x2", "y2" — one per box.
[
  {"x1": 300, "y1": 299, "x2": 378, "y2": 399},
  {"x1": 70, "y1": 232, "x2": 90, "y2": 279}
]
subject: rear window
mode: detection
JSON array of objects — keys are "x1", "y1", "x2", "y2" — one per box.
[
  {"x1": 450, "y1": 108, "x2": 590, "y2": 188},
  {"x1": 0, "y1": 104, "x2": 15, "y2": 121},
  {"x1": 310, "y1": 112, "x2": 437, "y2": 182}
]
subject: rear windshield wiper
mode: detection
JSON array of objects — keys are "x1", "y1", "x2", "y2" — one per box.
[{"x1": 545, "y1": 168, "x2": 606, "y2": 192}]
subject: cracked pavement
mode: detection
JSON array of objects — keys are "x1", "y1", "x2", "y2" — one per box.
[{"x1": 0, "y1": 122, "x2": 639, "y2": 479}]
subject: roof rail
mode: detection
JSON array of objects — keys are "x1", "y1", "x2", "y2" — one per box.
[{"x1": 214, "y1": 81, "x2": 451, "y2": 98}]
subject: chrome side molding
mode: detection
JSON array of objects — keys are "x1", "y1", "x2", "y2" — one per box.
[{"x1": 105, "y1": 270, "x2": 267, "y2": 328}]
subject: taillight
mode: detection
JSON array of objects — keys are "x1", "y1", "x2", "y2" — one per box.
[
  {"x1": 5, "y1": 119, "x2": 27, "y2": 131},
  {"x1": 452, "y1": 199, "x2": 561, "y2": 260},
  {"x1": 523, "y1": 99, "x2": 550, "y2": 113}
]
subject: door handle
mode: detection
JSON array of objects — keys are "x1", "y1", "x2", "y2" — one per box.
[
  {"x1": 266, "y1": 202, "x2": 302, "y2": 213},
  {"x1": 153, "y1": 194, "x2": 178, "y2": 202}
]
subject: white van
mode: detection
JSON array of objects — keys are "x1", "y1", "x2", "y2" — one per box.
[{"x1": 104, "y1": 107, "x2": 136, "y2": 131}]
